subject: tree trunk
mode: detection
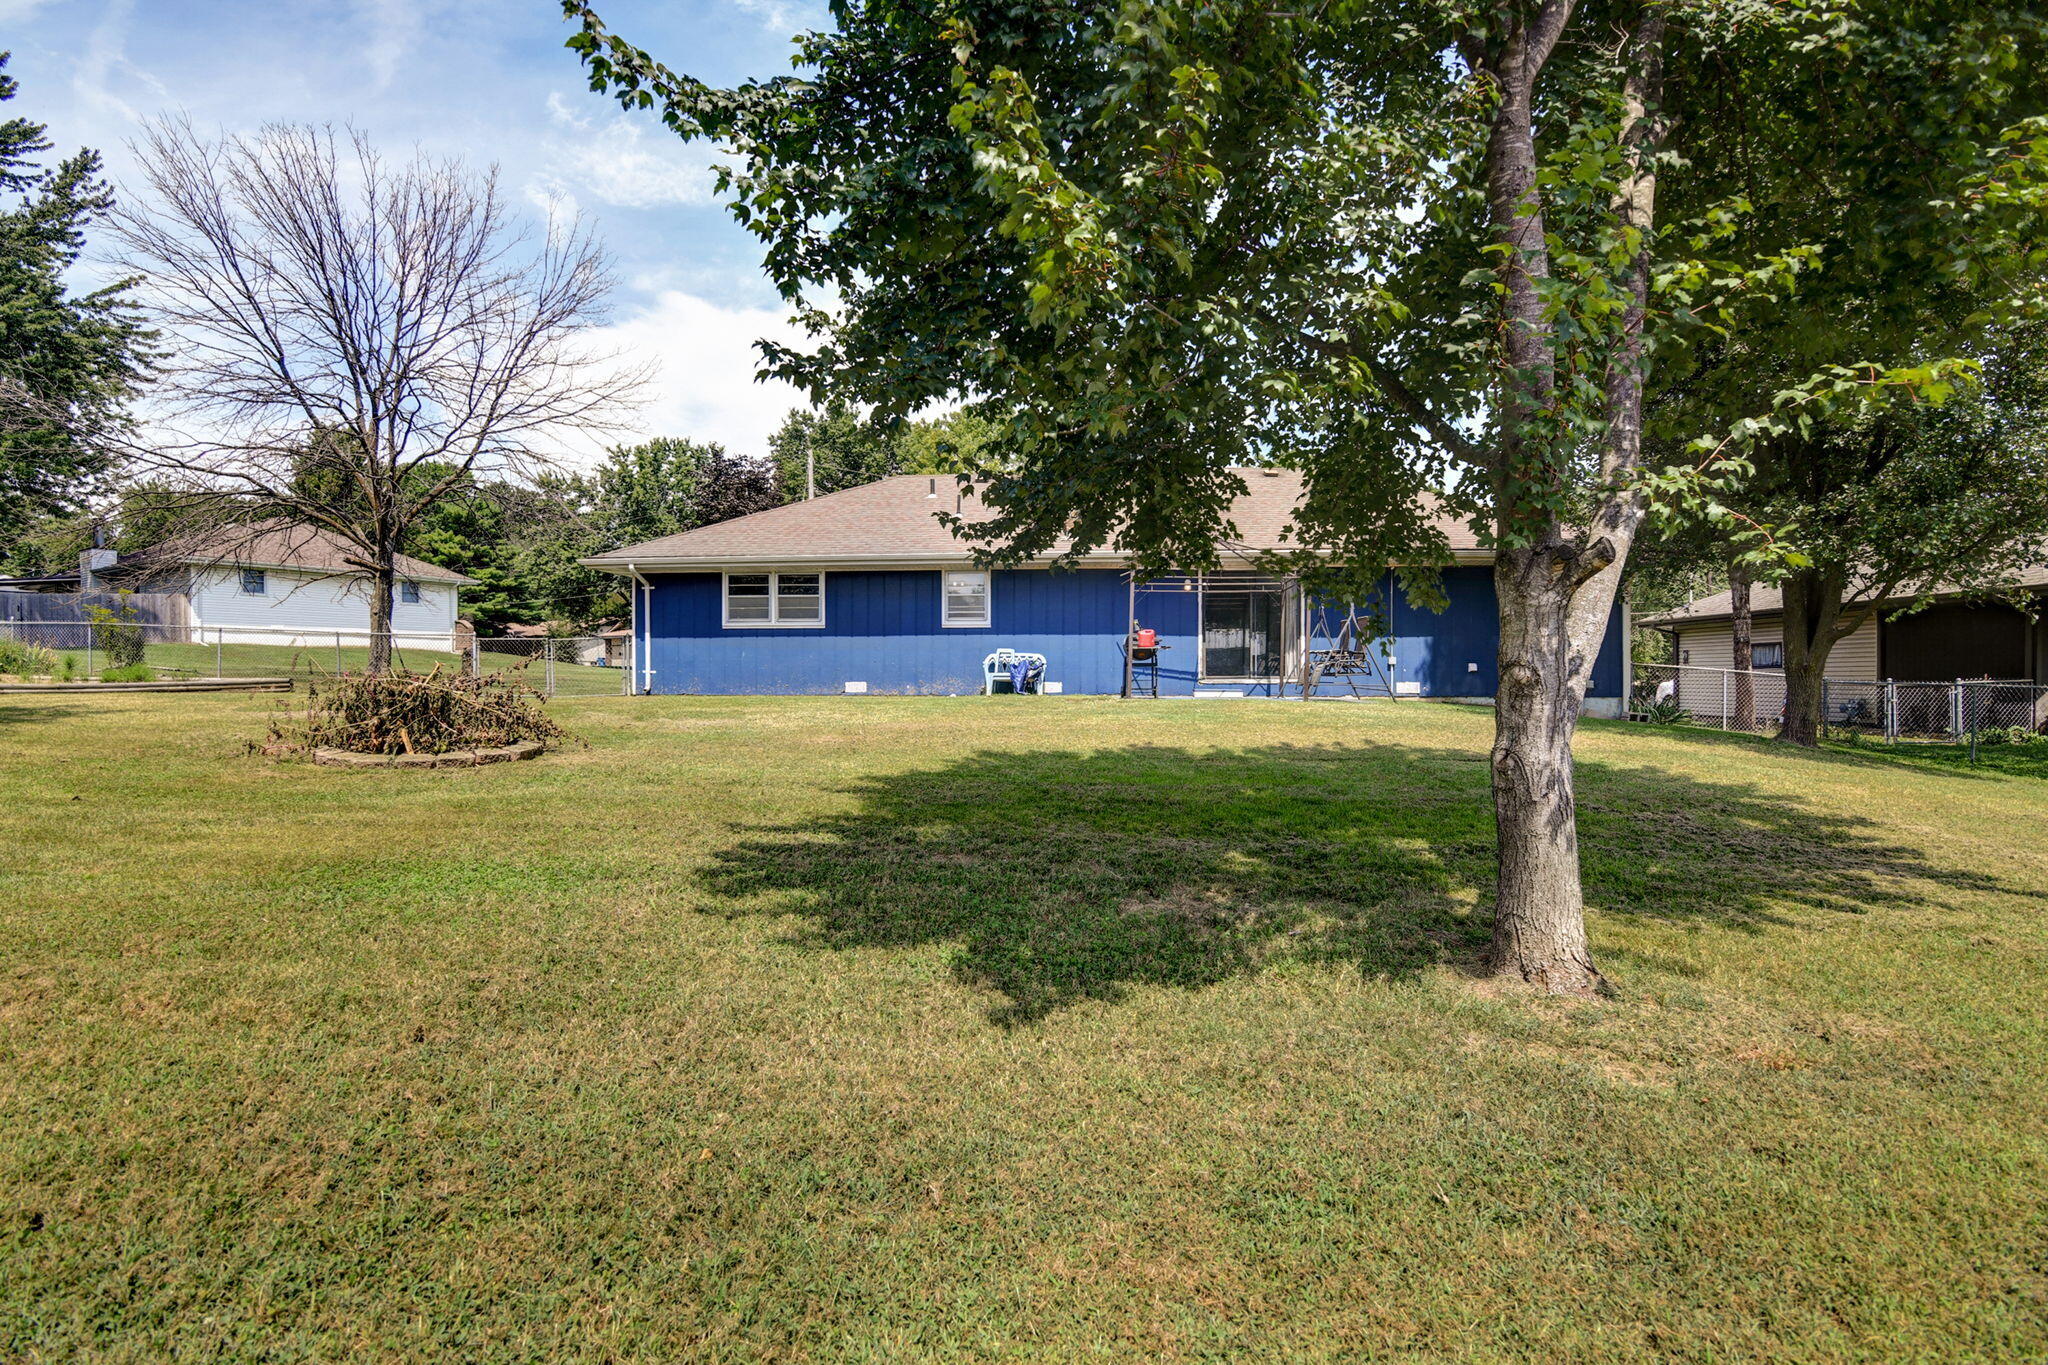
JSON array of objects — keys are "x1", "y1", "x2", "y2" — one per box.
[
  {"x1": 368, "y1": 555, "x2": 395, "y2": 674},
  {"x1": 1777, "y1": 567, "x2": 1844, "y2": 747},
  {"x1": 1780, "y1": 653, "x2": 1826, "y2": 746},
  {"x1": 1729, "y1": 560, "x2": 1754, "y2": 729},
  {"x1": 1476, "y1": 6, "x2": 1661, "y2": 996},
  {"x1": 1486, "y1": 548, "x2": 1604, "y2": 995}
]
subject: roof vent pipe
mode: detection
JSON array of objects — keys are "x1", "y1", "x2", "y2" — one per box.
[{"x1": 927, "y1": 478, "x2": 937, "y2": 498}]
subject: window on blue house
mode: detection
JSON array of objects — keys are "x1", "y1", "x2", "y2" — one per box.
[
  {"x1": 725, "y1": 571, "x2": 824, "y2": 627},
  {"x1": 942, "y1": 570, "x2": 989, "y2": 627},
  {"x1": 239, "y1": 568, "x2": 265, "y2": 595},
  {"x1": 776, "y1": 573, "x2": 821, "y2": 623},
  {"x1": 401, "y1": 580, "x2": 420, "y2": 604}
]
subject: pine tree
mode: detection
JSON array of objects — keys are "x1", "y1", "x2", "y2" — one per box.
[{"x1": 0, "y1": 52, "x2": 147, "y2": 564}]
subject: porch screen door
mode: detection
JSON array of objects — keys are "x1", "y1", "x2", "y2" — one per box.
[{"x1": 1201, "y1": 584, "x2": 1282, "y2": 679}]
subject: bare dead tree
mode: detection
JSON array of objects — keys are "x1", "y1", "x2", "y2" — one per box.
[{"x1": 109, "y1": 120, "x2": 643, "y2": 670}]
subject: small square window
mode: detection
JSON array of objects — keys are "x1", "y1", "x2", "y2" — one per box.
[
  {"x1": 943, "y1": 570, "x2": 990, "y2": 628},
  {"x1": 401, "y1": 581, "x2": 421, "y2": 604},
  {"x1": 239, "y1": 568, "x2": 265, "y2": 595},
  {"x1": 1751, "y1": 642, "x2": 1784, "y2": 669}
]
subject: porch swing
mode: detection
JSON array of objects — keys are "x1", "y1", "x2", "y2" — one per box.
[{"x1": 1305, "y1": 601, "x2": 1399, "y2": 699}]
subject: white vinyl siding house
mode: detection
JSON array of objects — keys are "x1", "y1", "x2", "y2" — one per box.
[
  {"x1": 1665, "y1": 615, "x2": 1880, "y2": 721},
  {"x1": 1671, "y1": 615, "x2": 1880, "y2": 679},
  {"x1": 85, "y1": 521, "x2": 479, "y2": 648},
  {"x1": 188, "y1": 565, "x2": 463, "y2": 647}
]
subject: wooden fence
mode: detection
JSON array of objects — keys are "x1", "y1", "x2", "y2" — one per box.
[{"x1": 0, "y1": 591, "x2": 191, "y2": 629}]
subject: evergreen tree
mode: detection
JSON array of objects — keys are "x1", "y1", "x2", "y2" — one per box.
[{"x1": 0, "y1": 51, "x2": 147, "y2": 568}]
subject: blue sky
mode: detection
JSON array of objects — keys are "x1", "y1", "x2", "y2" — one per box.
[{"x1": 4, "y1": 0, "x2": 833, "y2": 461}]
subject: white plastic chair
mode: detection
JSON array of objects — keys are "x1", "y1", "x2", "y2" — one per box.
[{"x1": 982, "y1": 649, "x2": 1048, "y2": 694}]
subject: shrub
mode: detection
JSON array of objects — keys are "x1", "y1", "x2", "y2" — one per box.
[
  {"x1": 1975, "y1": 725, "x2": 2045, "y2": 747},
  {"x1": 265, "y1": 667, "x2": 575, "y2": 757},
  {"x1": 98, "y1": 664, "x2": 156, "y2": 683},
  {"x1": 85, "y1": 595, "x2": 146, "y2": 668},
  {"x1": 1635, "y1": 697, "x2": 1691, "y2": 726},
  {"x1": 59, "y1": 653, "x2": 80, "y2": 681},
  {"x1": 0, "y1": 637, "x2": 58, "y2": 678}
]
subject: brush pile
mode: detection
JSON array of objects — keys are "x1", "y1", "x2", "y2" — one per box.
[{"x1": 265, "y1": 667, "x2": 575, "y2": 757}]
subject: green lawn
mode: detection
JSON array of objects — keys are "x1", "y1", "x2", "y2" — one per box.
[{"x1": 2, "y1": 695, "x2": 2044, "y2": 1362}]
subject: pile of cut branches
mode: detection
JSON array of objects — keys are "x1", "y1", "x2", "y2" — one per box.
[{"x1": 264, "y1": 667, "x2": 577, "y2": 757}]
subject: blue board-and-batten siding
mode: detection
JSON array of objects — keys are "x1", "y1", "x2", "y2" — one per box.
[{"x1": 638, "y1": 566, "x2": 1625, "y2": 699}]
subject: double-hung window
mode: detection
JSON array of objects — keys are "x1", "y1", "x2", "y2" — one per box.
[
  {"x1": 239, "y1": 568, "x2": 266, "y2": 595},
  {"x1": 724, "y1": 571, "x2": 824, "y2": 627},
  {"x1": 401, "y1": 580, "x2": 421, "y2": 604},
  {"x1": 943, "y1": 570, "x2": 990, "y2": 628}
]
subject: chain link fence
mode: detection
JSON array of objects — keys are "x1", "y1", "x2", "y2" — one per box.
[
  {"x1": 1, "y1": 621, "x2": 627, "y2": 697},
  {"x1": 474, "y1": 636, "x2": 629, "y2": 697},
  {"x1": 1823, "y1": 677, "x2": 2048, "y2": 742},
  {"x1": 1631, "y1": 663, "x2": 2048, "y2": 744},
  {"x1": 1630, "y1": 662, "x2": 1788, "y2": 734}
]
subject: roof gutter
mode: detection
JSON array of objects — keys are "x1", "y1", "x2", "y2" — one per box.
[{"x1": 579, "y1": 549, "x2": 1499, "y2": 574}]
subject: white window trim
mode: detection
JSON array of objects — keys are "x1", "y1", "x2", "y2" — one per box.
[
  {"x1": 722, "y1": 570, "x2": 827, "y2": 629},
  {"x1": 941, "y1": 570, "x2": 991, "y2": 629},
  {"x1": 239, "y1": 568, "x2": 266, "y2": 596},
  {"x1": 400, "y1": 580, "x2": 421, "y2": 604}
]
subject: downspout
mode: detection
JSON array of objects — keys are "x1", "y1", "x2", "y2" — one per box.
[
  {"x1": 1621, "y1": 590, "x2": 1634, "y2": 719},
  {"x1": 624, "y1": 562, "x2": 653, "y2": 695}
]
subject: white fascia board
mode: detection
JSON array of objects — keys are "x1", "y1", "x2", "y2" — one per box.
[
  {"x1": 581, "y1": 549, "x2": 1497, "y2": 574},
  {"x1": 578, "y1": 554, "x2": 1128, "y2": 574}
]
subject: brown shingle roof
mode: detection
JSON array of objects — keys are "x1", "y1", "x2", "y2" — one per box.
[
  {"x1": 583, "y1": 469, "x2": 1484, "y2": 568},
  {"x1": 1637, "y1": 562, "x2": 2048, "y2": 628},
  {"x1": 134, "y1": 519, "x2": 478, "y2": 586}
]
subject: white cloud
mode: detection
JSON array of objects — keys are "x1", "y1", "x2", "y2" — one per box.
[
  {"x1": 71, "y1": 0, "x2": 161, "y2": 123},
  {"x1": 560, "y1": 290, "x2": 815, "y2": 464},
  {"x1": 523, "y1": 181, "x2": 584, "y2": 236},
  {"x1": 732, "y1": 0, "x2": 827, "y2": 33},
  {"x1": 355, "y1": 0, "x2": 420, "y2": 92},
  {"x1": 0, "y1": 0, "x2": 64, "y2": 22},
  {"x1": 535, "y1": 90, "x2": 717, "y2": 210}
]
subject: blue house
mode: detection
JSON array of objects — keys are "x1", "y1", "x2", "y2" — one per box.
[{"x1": 583, "y1": 469, "x2": 1626, "y2": 708}]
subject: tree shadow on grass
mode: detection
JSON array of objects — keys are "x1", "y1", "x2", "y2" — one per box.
[
  {"x1": 703, "y1": 742, "x2": 2032, "y2": 1023},
  {"x1": 0, "y1": 703, "x2": 79, "y2": 727},
  {"x1": 1588, "y1": 717, "x2": 2048, "y2": 784}
]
